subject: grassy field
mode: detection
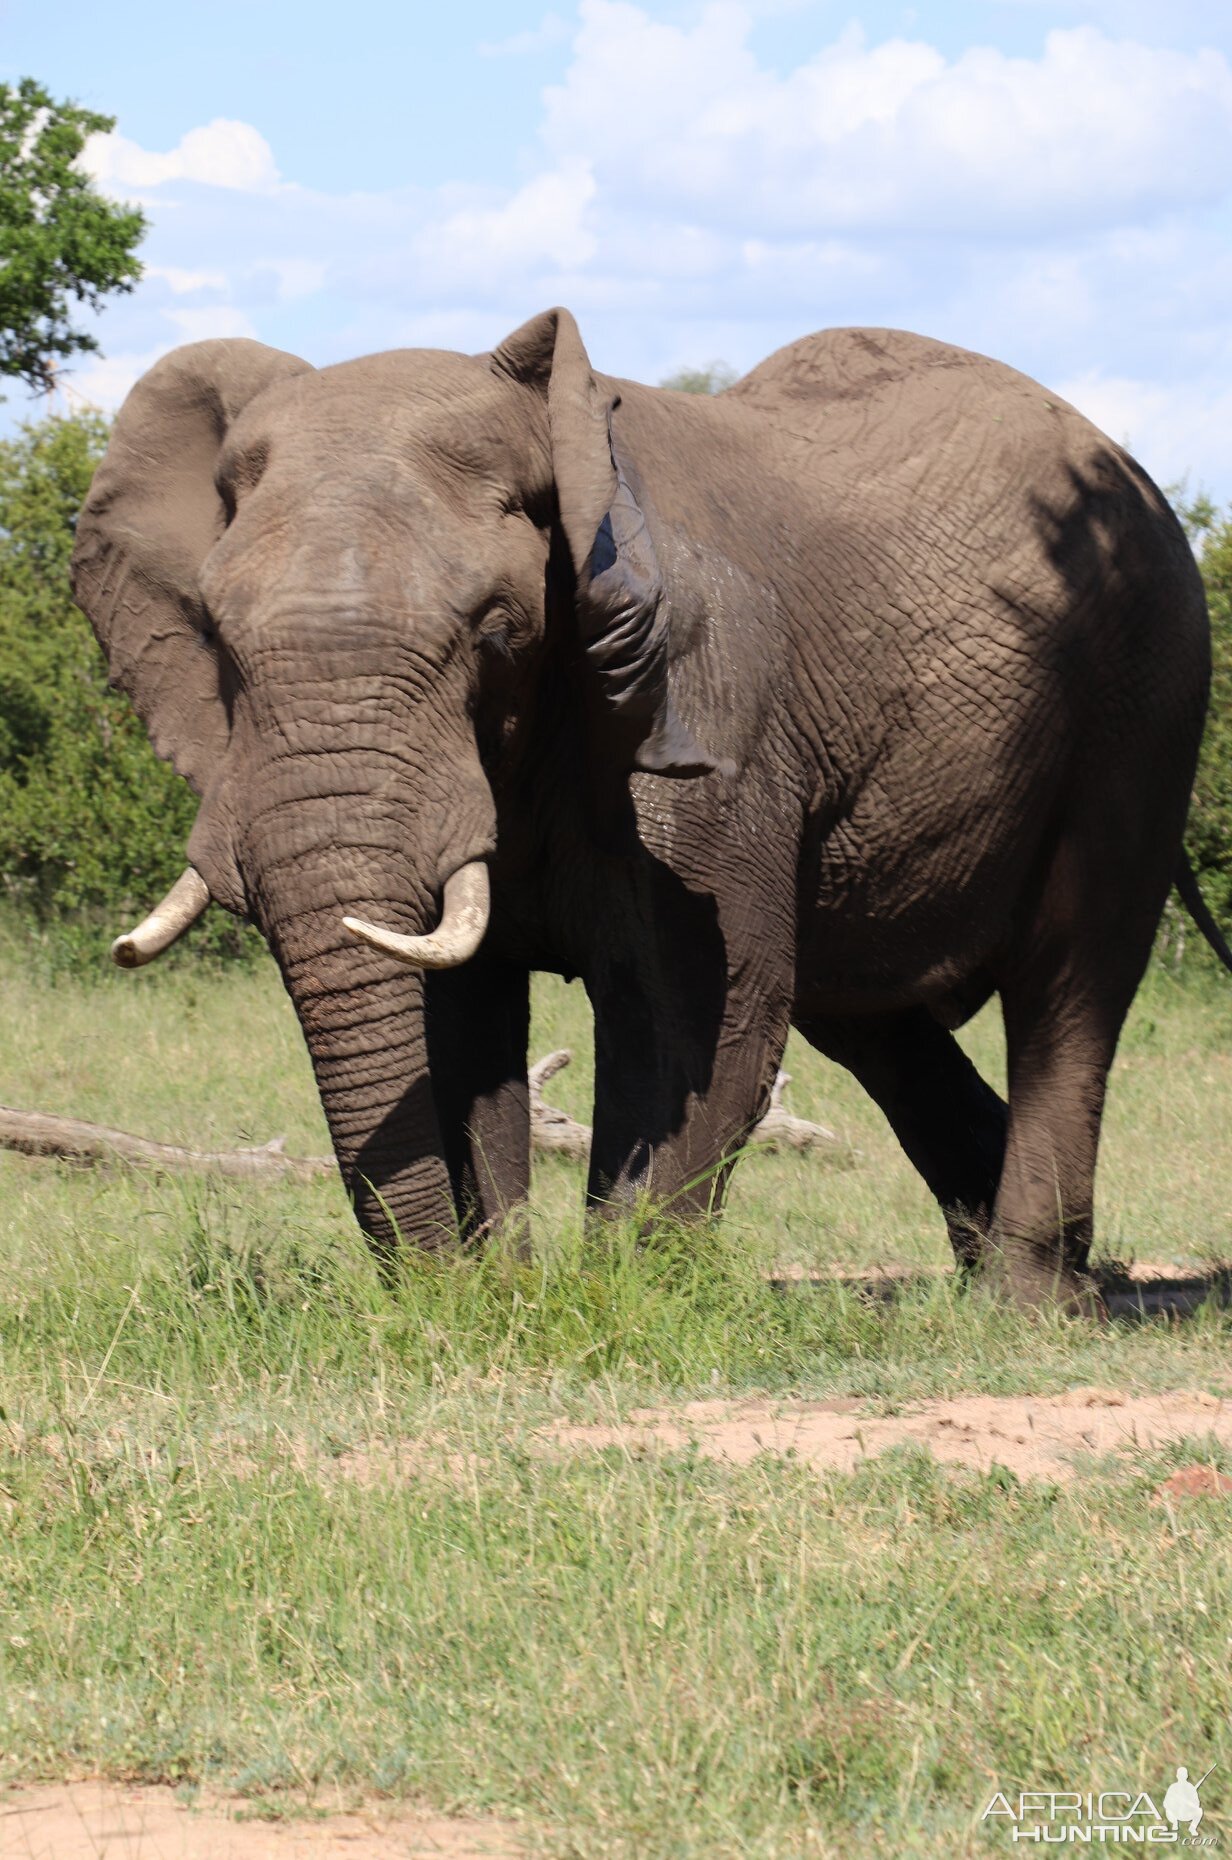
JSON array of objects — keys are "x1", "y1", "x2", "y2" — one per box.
[{"x1": 2, "y1": 933, "x2": 1231, "y2": 1856}]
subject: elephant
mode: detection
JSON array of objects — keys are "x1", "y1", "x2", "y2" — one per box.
[{"x1": 71, "y1": 309, "x2": 1231, "y2": 1313}]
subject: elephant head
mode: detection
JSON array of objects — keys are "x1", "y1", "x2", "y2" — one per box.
[{"x1": 71, "y1": 309, "x2": 718, "y2": 1249}]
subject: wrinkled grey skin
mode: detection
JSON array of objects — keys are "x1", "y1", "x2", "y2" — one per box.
[{"x1": 72, "y1": 311, "x2": 1213, "y2": 1311}]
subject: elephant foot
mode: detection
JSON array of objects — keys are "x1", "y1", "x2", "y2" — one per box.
[
  {"x1": 465, "y1": 1203, "x2": 533, "y2": 1262},
  {"x1": 945, "y1": 1207, "x2": 992, "y2": 1274},
  {"x1": 978, "y1": 1240, "x2": 1108, "y2": 1321}
]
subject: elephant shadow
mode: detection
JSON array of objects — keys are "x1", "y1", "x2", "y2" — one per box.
[{"x1": 768, "y1": 1260, "x2": 1232, "y2": 1322}]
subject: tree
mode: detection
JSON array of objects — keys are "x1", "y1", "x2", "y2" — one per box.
[
  {"x1": 659, "y1": 360, "x2": 739, "y2": 395},
  {"x1": 1177, "y1": 492, "x2": 1232, "y2": 933},
  {"x1": 0, "y1": 78, "x2": 145, "y2": 394},
  {"x1": 0, "y1": 411, "x2": 254, "y2": 960}
]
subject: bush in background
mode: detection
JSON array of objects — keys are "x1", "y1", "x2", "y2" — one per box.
[
  {"x1": 1177, "y1": 493, "x2": 1232, "y2": 939},
  {"x1": 659, "y1": 359, "x2": 739, "y2": 395},
  {"x1": 0, "y1": 410, "x2": 257, "y2": 963}
]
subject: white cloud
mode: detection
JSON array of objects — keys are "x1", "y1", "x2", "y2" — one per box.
[
  {"x1": 479, "y1": 12, "x2": 570, "y2": 56},
  {"x1": 265, "y1": 258, "x2": 328, "y2": 302},
  {"x1": 1057, "y1": 370, "x2": 1232, "y2": 495},
  {"x1": 147, "y1": 265, "x2": 228, "y2": 295},
  {"x1": 165, "y1": 306, "x2": 258, "y2": 343},
  {"x1": 28, "y1": 6, "x2": 1232, "y2": 502},
  {"x1": 543, "y1": 6, "x2": 1232, "y2": 235},
  {"x1": 415, "y1": 163, "x2": 598, "y2": 286},
  {"x1": 82, "y1": 119, "x2": 280, "y2": 194},
  {"x1": 383, "y1": 308, "x2": 532, "y2": 352}
]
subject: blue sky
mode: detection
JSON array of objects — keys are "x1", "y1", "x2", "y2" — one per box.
[{"x1": 6, "y1": 0, "x2": 1232, "y2": 499}]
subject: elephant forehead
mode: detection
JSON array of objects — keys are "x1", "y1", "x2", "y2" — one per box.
[
  {"x1": 202, "y1": 359, "x2": 550, "y2": 639},
  {"x1": 214, "y1": 432, "x2": 536, "y2": 614},
  {"x1": 229, "y1": 348, "x2": 538, "y2": 483},
  {"x1": 201, "y1": 498, "x2": 490, "y2": 631}
]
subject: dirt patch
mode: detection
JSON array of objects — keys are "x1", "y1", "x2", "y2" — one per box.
[
  {"x1": 29, "y1": 1386, "x2": 1225, "y2": 1495},
  {"x1": 1150, "y1": 1463, "x2": 1232, "y2": 1503},
  {"x1": 544, "y1": 1387, "x2": 1232, "y2": 1482},
  {"x1": 0, "y1": 1782, "x2": 525, "y2": 1859}
]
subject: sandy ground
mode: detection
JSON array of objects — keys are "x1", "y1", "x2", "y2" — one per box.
[
  {"x1": 0, "y1": 1784, "x2": 525, "y2": 1860},
  {"x1": 545, "y1": 1386, "x2": 1232, "y2": 1481},
  {"x1": 306, "y1": 1382, "x2": 1232, "y2": 1492}
]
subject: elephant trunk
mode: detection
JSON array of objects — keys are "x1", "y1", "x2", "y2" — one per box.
[
  {"x1": 276, "y1": 915, "x2": 455, "y2": 1253},
  {"x1": 241, "y1": 723, "x2": 496, "y2": 1256}
]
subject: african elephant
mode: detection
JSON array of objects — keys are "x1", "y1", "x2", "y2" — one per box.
[{"x1": 72, "y1": 310, "x2": 1226, "y2": 1312}]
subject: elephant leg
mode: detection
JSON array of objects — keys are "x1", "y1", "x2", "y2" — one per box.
[
  {"x1": 587, "y1": 973, "x2": 792, "y2": 1222},
  {"x1": 986, "y1": 812, "x2": 1171, "y2": 1314},
  {"x1": 424, "y1": 960, "x2": 531, "y2": 1245},
  {"x1": 987, "y1": 972, "x2": 1126, "y2": 1314},
  {"x1": 796, "y1": 1008, "x2": 1006, "y2": 1268}
]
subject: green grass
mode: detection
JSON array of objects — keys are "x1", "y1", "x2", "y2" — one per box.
[
  {"x1": 5, "y1": 1425, "x2": 1231, "y2": 1857},
  {"x1": 2, "y1": 937, "x2": 1232, "y2": 1854}
]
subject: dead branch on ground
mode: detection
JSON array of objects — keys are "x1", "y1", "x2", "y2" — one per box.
[{"x1": 0, "y1": 1055, "x2": 850, "y2": 1181}]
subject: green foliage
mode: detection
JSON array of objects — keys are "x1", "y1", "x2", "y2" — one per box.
[
  {"x1": 659, "y1": 358, "x2": 738, "y2": 394},
  {"x1": 0, "y1": 77, "x2": 146, "y2": 393},
  {"x1": 0, "y1": 411, "x2": 256, "y2": 961},
  {"x1": 1175, "y1": 491, "x2": 1232, "y2": 933}
]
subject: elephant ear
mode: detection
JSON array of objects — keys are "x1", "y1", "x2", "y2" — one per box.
[
  {"x1": 71, "y1": 339, "x2": 313, "y2": 796},
  {"x1": 491, "y1": 307, "x2": 722, "y2": 778}
]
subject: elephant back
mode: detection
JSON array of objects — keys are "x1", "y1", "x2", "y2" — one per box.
[{"x1": 726, "y1": 326, "x2": 1005, "y2": 416}]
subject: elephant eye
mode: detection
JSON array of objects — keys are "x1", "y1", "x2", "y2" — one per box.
[
  {"x1": 472, "y1": 588, "x2": 509, "y2": 648},
  {"x1": 477, "y1": 613, "x2": 515, "y2": 659}
]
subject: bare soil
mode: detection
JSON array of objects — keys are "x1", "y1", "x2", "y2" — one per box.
[
  {"x1": 0, "y1": 1783, "x2": 524, "y2": 1859},
  {"x1": 224, "y1": 1383, "x2": 1232, "y2": 1493},
  {"x1": 545, "y1": 1386, "x2": 1232, "y2": 1482},
  {"x1": 1151, "y1": 1462, "x2": 1232, "y2": 1502}
]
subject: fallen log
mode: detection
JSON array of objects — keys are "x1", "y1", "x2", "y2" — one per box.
[
  {"x1": 0, "y1": 1104, "x2": 332, "y2": 1182},
  {"x1": 748, "y1": 1068, "x2": 850, "y2": 1156},
  {"x1": 529, "y1": 1052, "x2": 849, "y2": 1160},
  {"x1": 527, "y1": 1049, "x2": 594, "y2": 1155},
  {"x1": 0, "y1": 1055, "x2": 849, "y2": 1181}
]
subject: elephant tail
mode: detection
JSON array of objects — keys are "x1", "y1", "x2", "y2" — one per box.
[{"x1": 1175, "y1": 854, "x2": 1232, "y2": 975}]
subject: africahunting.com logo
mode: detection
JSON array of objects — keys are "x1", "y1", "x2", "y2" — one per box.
[{"x1": 983, "y1": 1765, "x2": 1218, "y2": 1845}]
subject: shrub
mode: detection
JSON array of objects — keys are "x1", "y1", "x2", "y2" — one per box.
[
  {"x1": 0, "y1": 410, "x2": 257, "y2": 963},
  {"x1": 1172, "y1": 494, "x2": 1232, "y2": 946},
  {"x1": 659, "y1": 360, "x2": 738, "y2": 394}
]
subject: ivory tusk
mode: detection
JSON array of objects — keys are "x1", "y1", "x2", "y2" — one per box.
[
  {"x1": 342, "y1": 863, "x2": 490, "y2": 970},
  {"x1": 112, "y1": 867, "x2": 212, "y2": 969}
]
